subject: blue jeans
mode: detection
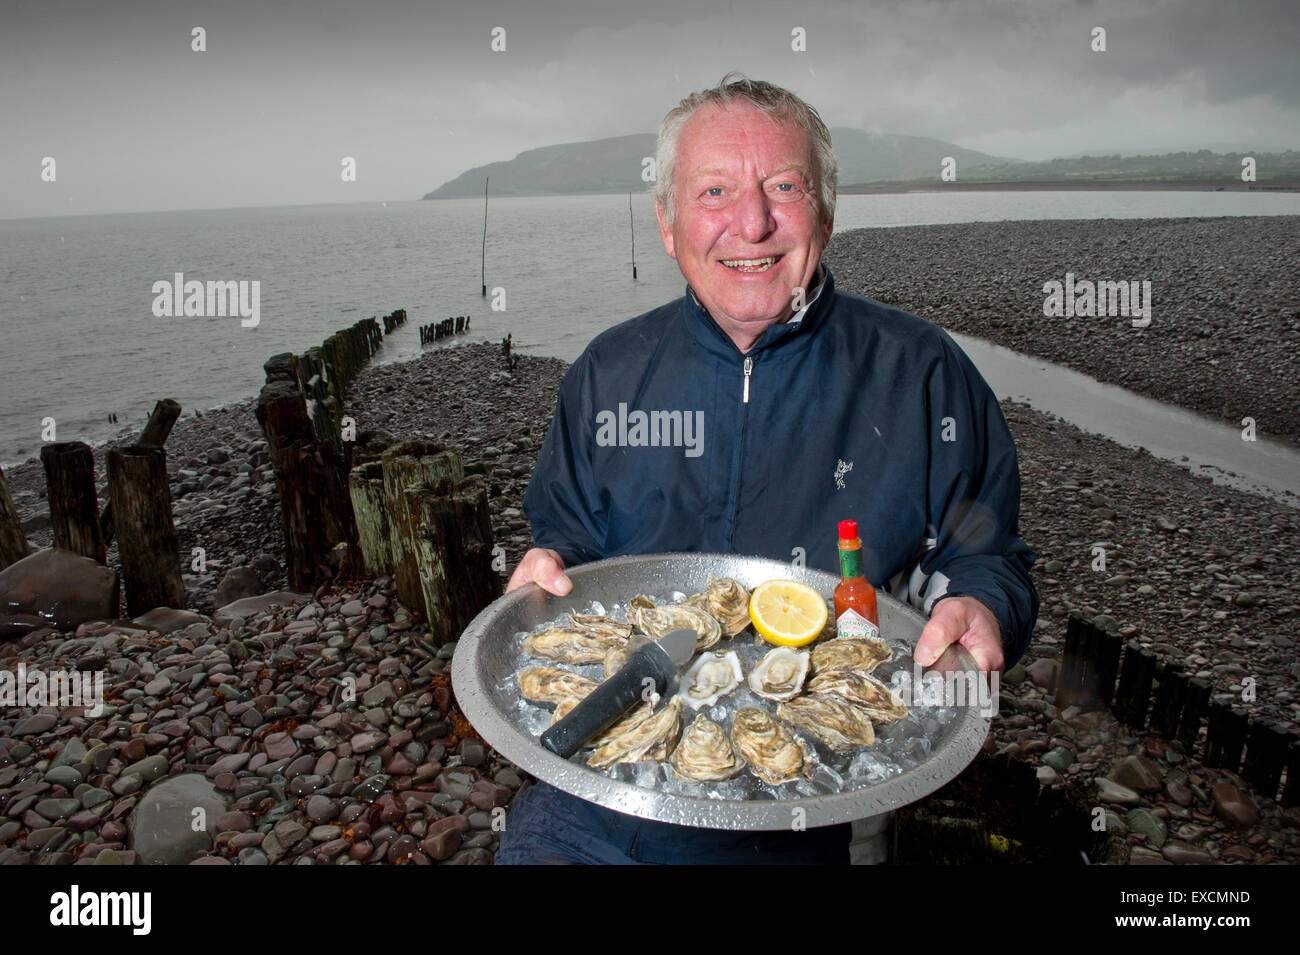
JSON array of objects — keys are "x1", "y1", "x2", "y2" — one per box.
[{"x1": 495, "y1": 781, "x2": 851, "y2": 865}]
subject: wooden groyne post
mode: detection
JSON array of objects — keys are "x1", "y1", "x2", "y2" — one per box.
[
  {"x1": 0, "y1": 465, "x2": 28, "y2": 569},
  {"x1": 40, "y1": 441, "x2": 106, "y2": 563},
  {"x1": 99, "y1": 398, "x2": 182, "y2": 545},
  {"x1": 107, "y1": 443, "x2": 185, "y2": 615}
]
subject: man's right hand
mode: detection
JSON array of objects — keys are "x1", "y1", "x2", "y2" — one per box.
[{"x1": 506, "y1": 547, "x2": 573, "y2": 596}]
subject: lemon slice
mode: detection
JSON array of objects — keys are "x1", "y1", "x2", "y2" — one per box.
[{"x1": 749, "y1": 580, "x2": 829, "y2": 647}]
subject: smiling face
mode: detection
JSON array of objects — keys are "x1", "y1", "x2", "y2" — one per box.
[{"x1": 656, "y1": 101, "x2": 833, "y2": 353}]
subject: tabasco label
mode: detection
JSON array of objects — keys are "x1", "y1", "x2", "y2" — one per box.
[{"x1": 836, "y1": 607, "x2": 879, "y2": 641}]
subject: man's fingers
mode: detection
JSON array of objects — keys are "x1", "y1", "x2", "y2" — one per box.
[
  {"x1": 506, "y1": 549, "x2": 572, "y2": 596},
  {"x1": 915, "y1": 610, "x2": 962, "y2": 668}
]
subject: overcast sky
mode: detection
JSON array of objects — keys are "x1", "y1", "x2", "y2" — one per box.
[{"x1": 2, "y1": 0, "x2": 1296, "y2": 219}]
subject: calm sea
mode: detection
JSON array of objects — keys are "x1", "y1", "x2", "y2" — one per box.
[{"x1": 2, "y1": 190, "x2": 1297, "y2": 468}]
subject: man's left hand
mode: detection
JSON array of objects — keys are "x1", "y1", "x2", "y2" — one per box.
[{"x1": 914, "y1": 596, "x2": 1003, "y2": 673}]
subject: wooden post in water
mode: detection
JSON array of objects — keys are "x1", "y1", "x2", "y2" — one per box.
[
  {"x1": 481, "y1": 176, "x2": 489, "y2": 297},
  {"x1": 40, "y1": 441, "x2": 106, "y2": 563},
  {"x1": 629, "y1": 192, "x2": 637, "y2": 280},
  {"x1": 0, "y1": 465, "x2": 29, "y2": 569},
  {"x1": 107, "y1": 443, "x2": 184, "y2": 615},
  {"x1": 99, "y1": 398, "x2": 181, "y2": 545}
]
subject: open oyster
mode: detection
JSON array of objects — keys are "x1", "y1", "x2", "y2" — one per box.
[
  {"x1": 588, "y1": 696, "x2": 684, "y2": 770},
  {"x1": 810, "y1": 635, "x2": 893, "y2": 676},
  {"x1": 806, "y1": 670, "x2": 909, "y2": 723},
  {"x1": 630, "y1": 598, "x2": 722, "y2": 652},
  {"x1": 524, "y1": 626, "x2": 625, "y2": 665},
  {"x1": 730, "y1": 707, "x2": 810, "y2": 785},
  {"x1": 681, "y1": 650, "x2": 743, "y2": 709},
  {"x1": 588, "y1": 697, "x2": 656, "y2": 749},
  {"x1": 685, "y1": 575, "x2": 751, "y2": 637},
  {"x1": 748, "y1": 646, "x2": 810, "y2": 701},
  {"x1": 569, "y1": 613, "x2": 634, "y2": 641},
  {"x1": 777, "y1": 694, "x2": 877, "y2": 752},
  {"x1": 519, "y1": 667, "x2": 599, "y2": 706},
  {"x1": 669, "y1": 713, "x2": 744, "y2": 781}
]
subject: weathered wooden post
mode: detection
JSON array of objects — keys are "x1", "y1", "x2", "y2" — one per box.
[
  {"x1": 1149, "y1": 665, "x2": 1188, "y2": 738},
  {"x1": 100, "y1": 398, "x2": 182, "y2": 544},
  {"x1": 40, "y1": 441, "x2": 106, "y2": 563},
  {"x1": 1054, "y1": 613, "x2": 1086, "y2": 707},
  {"x1": 379, "y1": 442, "x2": 461, "y2": 613},
  {"x1": 0, "y1": 465, "x2": 29, "y2": 569},
  {"x1": 107, "y1": 443, "x2": 184, "y2": 615},
  {"x1": 1112, "y1": 642, "x2": 1156, "y2": 727},
  {"x1": 1204, "y1": 702, "x2": 1249, "y2": 770},
  {"x1": 348, "y1": 461, "x2": 393, "y2": 576},
  {"x1": 406, "y1": 473, "x2": 500, "y2": 645},
  {"x1": 1177, "y1": 677, "x2": 1212, "y2": 749},
  {"x1": 1242, "y1": 721, "x2": 1288, "y2": 799}
]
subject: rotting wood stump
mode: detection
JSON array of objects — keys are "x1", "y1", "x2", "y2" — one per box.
[
  {"x1": 40, "y1": 441, "x2": 105, "y2": 564},
  {"x1": 107, "y1": 443, "x2": 184, "y2": 616},
  {"x1": 0, "y1": 465, "x2": 29, "y2": 570},
  {"x1": 100, "y1": 397, "x2": 181, "y2": 545}
]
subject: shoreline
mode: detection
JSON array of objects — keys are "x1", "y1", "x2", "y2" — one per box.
[
  {"x1": 823, "y1": 215, "x2": 1300, "y2": 448},
  {"x1": 3, "y1": 342, "x2": 1297, "y2": 864},
  {"x1": 839, "y1": 178, "x2": 1300, "y2": 194}
]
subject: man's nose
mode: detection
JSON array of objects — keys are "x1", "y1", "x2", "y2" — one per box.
[{"x1": 729, "y1": 184, "x2": 775, "y2": 242}]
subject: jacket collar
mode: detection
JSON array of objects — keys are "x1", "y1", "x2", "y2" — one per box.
[{"x1": 682, "y1": 264, "x2": 837, "y2": 361}]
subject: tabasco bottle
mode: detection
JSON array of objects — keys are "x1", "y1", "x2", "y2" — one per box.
[{"x1": 834, "y1": 520, "x2": 879, "y2": 640}]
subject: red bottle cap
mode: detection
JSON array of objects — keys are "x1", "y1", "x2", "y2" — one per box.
[{"x1": 838, "y1": 519, "x2": 858, "y2": 540}]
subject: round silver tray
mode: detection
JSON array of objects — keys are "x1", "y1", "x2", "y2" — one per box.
[{"x1": 451, "y1": 552, "x2": 990, "y2": 830}]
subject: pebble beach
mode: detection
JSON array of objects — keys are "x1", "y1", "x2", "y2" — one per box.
[{"x1": 2, "y1": 216, "x2": 1298, "y2": 866}]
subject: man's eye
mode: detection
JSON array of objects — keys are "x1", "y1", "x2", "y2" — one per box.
[
  {"x1": 704, "y1": 187, "x2": 724, "y2": 196},
  {"x1": 773, "y1": 182, "x2": 798, "y2": 192}
]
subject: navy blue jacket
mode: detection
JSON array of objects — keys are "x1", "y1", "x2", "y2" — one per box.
[{"x1": 523, "y1": 268, "x2": 1039, "y2": 665}]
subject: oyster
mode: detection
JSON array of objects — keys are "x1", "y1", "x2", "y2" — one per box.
[
  {"x1": 681, "y1": 650, "x2": 743, "y2": 709},
  {"x1": 806, "y1": 670, "x2": 909, "y2": 723},
  {"x1": 588, "y1": 696, "x2": 684, "y2": 770},
  {"x1": 810, "y1": 635, "x2": 893, "y2": 676},
  {"x1": 777, "y1": 694, "x2": 877, "y2": 752},
  {"x1": 550, "y1": 697, "x2": 582, "y2": 725},
  {"x1": 569, "y1": 613, "x2": 634, "y2": 641},
  {"x1": 588, "y1": 696, "x2": 657, "y2": 749},
  {"x1": 748, "y1": 646, "x2": 810, "y2": 701},
  {"x1": 524, "y1": 625, "x2": 623, "y2": 665},
  {"x1": 519, "y1": 667, "x2": 599, "y2": 706},
  {"x1": 603, "y1": 645, "x2": 631, "y2": 679},
  {"x1": 669, "y1": 713, "x2": 744, "y2": 781},
  {"x1": 630, "y1": 598, "x2": 722, "y2": 652},
  {"x1": 730, "y1": 707, "x2": 810, "y2": 785},
  {"x1": 685, "y1": 575, "x2": 751, "y2": 637}
]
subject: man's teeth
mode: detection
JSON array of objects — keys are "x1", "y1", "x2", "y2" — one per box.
[{"x1": 722, "y1": 256, "x2": 779, "y2": 270}]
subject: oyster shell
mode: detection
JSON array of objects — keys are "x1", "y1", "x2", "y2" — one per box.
[
  {"x1": 810, "y1": 635, "x2": 893, "y2": 676},
  {"x1": 748, "y1": 646, "x2": 810, "y2": 701},
  {"x1": 630, "y1": 598, "x2": 722, "y2": 652},
  {"x1": 588, "y1": 696, "x2": 684, "y2": 770},
  {"x1": 603, "y1": 645, "x2": 631, "y2": 679},
  {"x1": 685, "y1": 575, "x2": 751, "y2": 637},
  {"x1": 523, "y1": 625, "x2": 624, "y2": 665},
  {"x1": 519, "y1": 667, "x2": 599, "y2": 706},
  {"x1": 550, "y1": 697, "x2": 582, "y2": 725},
  {"x1": 730, "y1": 707, "x2": 810, "y2": 785},
  {"x1": 777, "y1": 694, "x2": 877, "y2": 752},
  {"x1": 681, "y1": 650, "x2": 743, "y2": 709},
  {"x1": 568, "y1": 613, "x2": 634, "y2": 641},
  {"x1": 669, "y1": 713, "x2": 744, "y2": 781},
  {"x1": 588, "y1": 696, "x2": 657, "y2": 749},
  {"x1": 805, "y1": 670, "x2": 909, "y2": 723}
]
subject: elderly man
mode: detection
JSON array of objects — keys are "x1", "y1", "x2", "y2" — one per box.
[{"x1": 495, "y1": 75, "x2": 1038, "y2": 864}]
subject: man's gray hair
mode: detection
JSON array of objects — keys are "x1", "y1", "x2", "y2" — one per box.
[{"x1": 655, "y1": 72, "x2": 838, "y2": 228}]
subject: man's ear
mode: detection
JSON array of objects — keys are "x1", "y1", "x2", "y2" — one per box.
[{"x1": 655, "y1": 201, "x2": 677, "y2": 260}]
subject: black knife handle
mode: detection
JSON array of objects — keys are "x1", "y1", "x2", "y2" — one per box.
[{"x1": 540, "y1": 645, "x2": 674, "y2": 759}]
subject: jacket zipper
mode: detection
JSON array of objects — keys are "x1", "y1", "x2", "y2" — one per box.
[{"x1": 730, "y1": 356, "x2": 753, "y2": 547}]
